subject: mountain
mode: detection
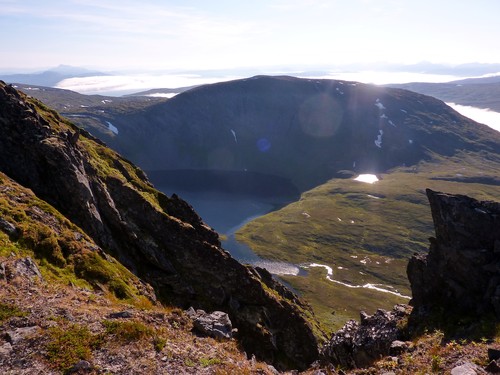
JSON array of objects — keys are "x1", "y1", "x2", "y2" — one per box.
[
  {"x1": 0, "y1": 65, "x2": 106, "y2": 87},
  {"x1": 0, "y1": 81, "x2": 323, "y2": 370},
  {"x1": 53, "y1": 75, "x2": 500, "y2": 193},
  {"x1": 387, "y1": 75, "x2": 500, "y2": 111}
]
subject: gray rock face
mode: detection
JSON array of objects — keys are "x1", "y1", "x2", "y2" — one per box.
[
  {"x1": 407, "y1": 189, "x2": 500, "y2": 318},
  {"x1": 186, "y1": 307, "x2": 233, "y2": 340},
  {"x1": 321, "y1": 304, "x2": 410, "y2": 368}
]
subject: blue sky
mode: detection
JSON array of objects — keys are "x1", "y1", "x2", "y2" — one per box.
[{"x1": 1, "y1": 0, "x2": 499, "y2": 72}]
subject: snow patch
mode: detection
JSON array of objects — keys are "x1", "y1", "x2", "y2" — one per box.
[
  {"x1": 230, "y1": 129, "x2": 237, "y2": 143},
  {"x1": 146, "y1": 93, "x2": 178, "y2": 98},
  {"x1": 374, "y1": 130, "x2": 383, "y2": 148},
  {"x1": 105, "y1": 121, "x2": 119, "y2": 135},
  {"x1": 354, "y1": 174, "x2": 379, "y2": 184},
  {"x1": 375, "y1": 99, "x2": 386, "y2": 110}
]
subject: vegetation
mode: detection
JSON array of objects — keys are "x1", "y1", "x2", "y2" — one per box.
[
  {"x1": 0, "y1": 302, "x2": 27, "y2": 322},
  {"x1": 103, "y1": 319, "x2": 154, "y2": 342},
  {"x1": 46, "y1": 324, "x2": 102, "y2": 372},
  {"x1": 0, "y1": 171, "x2": 151, "y2": 302}
]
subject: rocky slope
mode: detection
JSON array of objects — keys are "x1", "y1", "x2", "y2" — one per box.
[{"x1": 0, "y1": 81, "x2": 322, "y2": 370}]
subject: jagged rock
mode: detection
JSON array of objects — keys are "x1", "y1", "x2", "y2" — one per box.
[
  {"x1": 0, "y1": 81, "x2": 322, "y2": 370},
  {"x1": 485, "y1": 360, "x2": 500, "y2": 373},
  {"x1": 489, "y1": 348, "x2": 500, "y2": 361},
  {"x1": 186, "y1": 307, "x2": 233, "y2": 340},
  {"x1": 321, "y1": 305, "x2": 410, "y2": 368},
  {"x1": 408, "y1": 189, "x2": 500, "y2": 318}
]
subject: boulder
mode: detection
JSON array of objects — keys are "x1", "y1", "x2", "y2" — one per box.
[{"x1": 186, "y1": 307, "x2": 233, "y2": 340}]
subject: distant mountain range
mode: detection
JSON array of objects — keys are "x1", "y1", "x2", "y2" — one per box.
[{"x1": 0, "y1": 65, "x2": 107, "y2": 87}]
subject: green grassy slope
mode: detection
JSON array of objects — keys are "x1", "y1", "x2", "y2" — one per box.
[{"x1": 237, "y1": 151, "x2": 500, "y2": 332}]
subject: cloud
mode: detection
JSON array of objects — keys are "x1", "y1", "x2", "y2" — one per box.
[{"x1": 447, "y1": 103, "x2": 500, "y2": 132}]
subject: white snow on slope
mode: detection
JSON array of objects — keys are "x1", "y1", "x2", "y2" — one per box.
[
  {"x1": 375, "y1": 99, "x2": 386, "y2": 110},
  {"x1": 354, "y1": 174, "x2": 379, "y2": 183},
  {"x1": 106, "y1": 121, "x2": 119, "y2": 135},
  {"x1": 374, "y1": 129, "x2": 383, "y2": 148},
  {"x1": 230, "y1": 129, "x2": 237, "y2": 143}
]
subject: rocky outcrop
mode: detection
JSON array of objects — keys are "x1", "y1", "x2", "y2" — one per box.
[
  {"x1": 186, "y1": 307, "x2": 234, "y2": 340},
  {"x1": 408, "y1": 189, "x2": 500, "y2": 318},
  {"x1": 0, "y1": 81, "x2": 322, "y2": 370},
  {"x1": 321, "y1": 305, "x2": 411, "y2": 368}
]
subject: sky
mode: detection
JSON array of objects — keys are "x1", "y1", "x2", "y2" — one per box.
[{"x1": 1, "y1": 0, "x2": 500, "y2": 73}]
